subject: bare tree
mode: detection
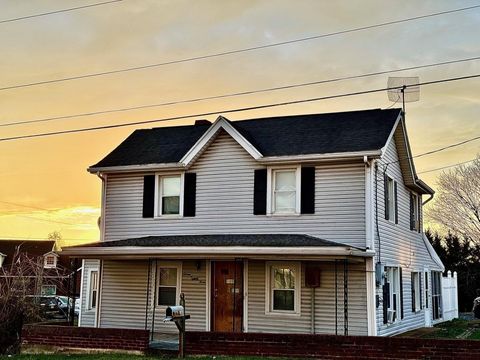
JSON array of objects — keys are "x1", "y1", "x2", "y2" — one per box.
[
  {"x1": 426, "y1": 155, "x2": 480, "y2": 244},
  {"x1": 0, "y1": 247, "x2": 66, "y2": 354}
]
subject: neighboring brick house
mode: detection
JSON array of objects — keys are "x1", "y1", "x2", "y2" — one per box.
[
  {"x1": 0, "y1": 240, "x2": 79, "y2": 297},
  {"x1": 64, "y1": 108, "x2": 444, "y2": 336}
]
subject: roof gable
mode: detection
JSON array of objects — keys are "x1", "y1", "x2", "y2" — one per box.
[{"x1": 180, "y1": 116, "x2": 263, "y2": 167}]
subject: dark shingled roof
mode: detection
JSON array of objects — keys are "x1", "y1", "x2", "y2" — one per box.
[
  {"x1": 91, "y1": 108, "x2": 401, "y2": 168},
  {"x1": 72, "y1": 234, "x2": 356, "y2": 248},
  {"x1": 0, "y1": 240, "x2": 55, "y2": 265}
]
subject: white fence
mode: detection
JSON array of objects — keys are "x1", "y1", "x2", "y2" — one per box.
[{"x1": 442, "y1": 271, "x2": 459, "y2": 321}]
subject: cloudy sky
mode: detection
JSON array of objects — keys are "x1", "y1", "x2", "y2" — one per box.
[{"x1": 0, "y1": 0, "x2": 479, "y2": 245}]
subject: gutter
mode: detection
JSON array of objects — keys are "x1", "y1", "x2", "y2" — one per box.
[{"x1": 61, "y1": 246, "x2": 373, "y2": 258}]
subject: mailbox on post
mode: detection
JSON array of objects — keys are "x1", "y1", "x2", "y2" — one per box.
[{"x1": 163, "y1": 293, "x2": 190, "y2": 358}]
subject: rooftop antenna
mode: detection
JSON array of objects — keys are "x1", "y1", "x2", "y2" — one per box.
[{"x1": 387, "y1": 76, "x2": 420, "y2": 114}]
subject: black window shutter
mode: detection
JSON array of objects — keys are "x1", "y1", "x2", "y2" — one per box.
[
  {"x1": 384, "y1": 173, "x2": 389, "y2": 220},
  {"x1": 400, "y1": 268, "x2": 404, "y2": 319},
  {"x1": 411, "y1": 273, "x2": 416, "y2": 312},
  {"x1": 183, "y1": 173, "x2": 196, "y2": 217},
  {"x1": 300, "y1": 167, "x2": 315, "y2": 214},
  {"x1": 382, "y1": 282, "x2": 389, "y2": 324},
  {"x1": 419, "y1": 274, "x2": 423, "y2": 310},
  {"x1": 142, "y1": 175, "x2": 155, "y2": 218},
  {"x1": 394, "y1": 181, "x2": 398, "y2": 224},
  {"x1": 410, "y1": 194, "x2": 414, "y2": 230},
  {"x1": 253, "y1": 169, "x2": 267, "y2": 215},
  {"x1": 418, "y1": 196, "x2": 422, "y2": 233}
]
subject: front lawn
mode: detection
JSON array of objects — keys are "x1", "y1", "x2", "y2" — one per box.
[
  {"x1": 422, "y1": 319, "x2": 480, "y2": 340},
  {"x1": 2, "y1": 355, "x2": 279, "y2": 360}
]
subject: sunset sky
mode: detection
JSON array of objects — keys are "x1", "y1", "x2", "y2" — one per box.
[{"x1": 1, "y1": 0, "x2": 479, "y2": 246}]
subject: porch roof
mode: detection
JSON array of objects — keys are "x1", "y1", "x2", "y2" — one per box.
[{"x1": 61, "y1": 234, "x2": 373, "y2": 259}]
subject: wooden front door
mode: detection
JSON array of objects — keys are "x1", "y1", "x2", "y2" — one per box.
[{"x1": 211, "y1": 261, "x2": 243, "y2": 332}]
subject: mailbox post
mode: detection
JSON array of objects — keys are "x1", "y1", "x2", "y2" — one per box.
[{"x1": 163, "y1": 293, "x2": 190, "y2": 358}]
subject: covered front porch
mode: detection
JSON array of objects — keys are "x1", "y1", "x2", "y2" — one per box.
[{"x1": 63, "y1": 234, "x2": 375, "y2": 346}]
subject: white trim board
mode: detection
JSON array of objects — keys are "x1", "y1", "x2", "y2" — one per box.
[{"x1": 180, "y1": 116, "x2": 262, "y2": 166}]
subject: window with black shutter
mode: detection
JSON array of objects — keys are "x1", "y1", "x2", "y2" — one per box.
[
  {"x1": 300, "y1": 166, "x2": 315, "y2": 214},
  {"x1": 183, "y1": 173, "x2": 196, "y2": 217},
  {"x1": 253, "y1": 169, "x2": 267, "y2": 215},
  {"x1": 142, "y1": 175, "x2": 155, "y2": 218}
]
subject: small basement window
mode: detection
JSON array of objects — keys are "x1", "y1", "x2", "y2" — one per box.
[{"x1": 266, "y1": 262, "x2": 300, "y2": 314}]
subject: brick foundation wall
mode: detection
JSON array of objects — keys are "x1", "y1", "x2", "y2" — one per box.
[
  {"x1": 185, "y1": 332, "x2": 480, "y2": 360},
  {"x1": 22, "y1": 325, "x2": 149, "y2": 352}
]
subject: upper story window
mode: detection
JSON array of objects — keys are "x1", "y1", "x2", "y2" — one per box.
[
  {"x1": 156, "y1": 174, "x2": 183, "y2": 217},
  {"x1": 273, "y1": 169, "x2": 298, "y2": 214},
  {"x1": 266, "y1": 261, "x2": 301, "y2": 315},
  {"x1": 44, "y1": 254, "x2": 57, "y2": 269},
  {"x1": 385, "y1": 175, "x2": 397, "y2": 223},
  {"x1": 411, "y1": 193, "x2": 420, "y2": 231}
]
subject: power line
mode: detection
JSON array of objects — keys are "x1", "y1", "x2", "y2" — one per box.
[
  {"x1": 3, "y1": 55, "x2": 480, "y2": 129},
  {"x1": 386, "y1": 134, "x2": 480, "y2": 166},
  {"x1": 418, "y1": 158, "x2": 477, "y2": 174},
  {"x1": 1, "y1": 4, "x2": 479, "y2": 92},
  {"x1": 0, "y1": 200, "x2": 57, "y2": 212},
  {"x1": 1, "y1": 73, "x2": 479, "y2": 142},
  {"x1": 0, "y1": 235, "x2": 95, "y2": 242},
  {"x1": 0, "y1": 0, "x2": 124, "y2": 24},
  {"x1": 2, "y1": 214, "x2": 76, "y2": 226}
]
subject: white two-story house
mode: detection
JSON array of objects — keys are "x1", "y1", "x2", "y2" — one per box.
[{"x1": 64, "y1": 108, "x2": 444, "y2": 337}]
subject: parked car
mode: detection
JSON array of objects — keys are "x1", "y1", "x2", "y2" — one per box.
[
  {"x1": 27, "y1": 295, "x2": 67, "y2": 320},
  {"x1": 56, "y1": 296, "x2": 80, "y2": 316}
]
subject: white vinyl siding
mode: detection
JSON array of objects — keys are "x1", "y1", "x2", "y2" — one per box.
[
  {"x1": 375, "y1": 130, "x2": 442, "y2": 336},
  {"x1": 79, "y1": 259, "x2": 100, "y2": 327},
  {"x1": 103, "y1": 131, "x2": 366, "y2": 249},
  {"x1": 248, "y1": 260, "x2": 368, "y2": 335}
]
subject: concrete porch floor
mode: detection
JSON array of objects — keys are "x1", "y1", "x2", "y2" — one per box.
[{"x1": 149, "y1": 332, "x2": 179, "y2": 351}]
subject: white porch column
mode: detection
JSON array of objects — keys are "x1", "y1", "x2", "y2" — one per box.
[{"x1": 366, "y1": 257, "x2": 377, "y2": 336}]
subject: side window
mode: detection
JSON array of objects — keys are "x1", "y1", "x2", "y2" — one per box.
[
  {"x1": 44, "y1": 254, "x2": 57, "y2": 268},
  {"x1": 411, "y1": 272, "x2": 421, "y2": 312},
  {"x1": 385, "y1": 175, "x2": 397, "y2": 223},
  {"x1": 385, "y1": 267, "x2": 400, "y2": 323},
  {"x1": 88, "y1": 270, "x2": 99, "y2": 310}
]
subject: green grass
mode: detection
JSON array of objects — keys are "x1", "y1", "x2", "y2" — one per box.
[
  {"x1": 2, "y1": 355, "x2": 278, "y2": 360},
  {"x1": 423, "y1": 319, "x2": 480, "y2": 340}
]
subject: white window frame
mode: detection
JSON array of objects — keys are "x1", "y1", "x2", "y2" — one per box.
[
  {"x1": 386, "y1": 176, "x2": 396, "y2": 223},
  {"x1": 412, "y1": 271, "x2": 421, "y2": 312},
  {"x1": 265, "y1": 261, "x2": 301, "y2": 316},
  {"x1": 41, "y1": 284, "x2": 57, "y2": 296},
  {"x1": 0, "y1": 253, "x2": 5, "y2": 268},
  {"x1": 156, "y1": 261, "x2": 182, "y2": 308},
  {"x1": 266, "y1": 166, "x2": 301, "y2": 216},
  {"x1": 385, "y1": 266, "x2": 400, "y2": 324},
  {"x1": 87, "y1": 270, "x2": 99, "y2": 311},
  {"x1": 43, "y1": 254, "x2": 57, "y2": 269},
  {"x1": 154, "y1": 172, "x2": 184, "y2": 218}
]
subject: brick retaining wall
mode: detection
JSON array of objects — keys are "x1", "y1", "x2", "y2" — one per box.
[
  {"x1": 22, "y1": 325, "x2": 149, "y2": 352},
  {"x1": 185, "y1": 332, "x2": 480, "y2": 359}
]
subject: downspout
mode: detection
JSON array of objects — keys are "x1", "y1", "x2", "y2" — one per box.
[
  {"x1": 422, "y1": 193, "x2": 434, "y2": 206},
  {"x1": 96, "y1": 172, "x2": 107, "y2": 242}
]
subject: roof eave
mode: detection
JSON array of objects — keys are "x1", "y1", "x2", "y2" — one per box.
[
  {"x1": 259, "y1": 150, "x2": 382, "y2": 164},
  {"x1": 61, "y1": 245, "x2": 372, "y2": 259},
  {"x1": 87, "y1": 162, "x2": 185, "y2": 174}
]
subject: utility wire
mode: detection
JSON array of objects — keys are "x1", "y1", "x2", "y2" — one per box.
[
  {"x1": 0, "y1": 200, "x2": 57, "y2": 212},
  {"x1": 1, "y1": 4, "x2": 478, "y2": 92},
  {"x1": 385, "y1": 134, "x2": 480, "y2": 166},
  {"x1": 0, "y1": 213, "x2": 76, "y2": 226},
  {"x1": 0, "y1": 0, "x2": 124, "y2": 24},
  {"x1": 1, "y1": 73, "x2": 479, "y2": 142},
  {"x1": 3, "y1": 55, "x2": 480, "y2": 128},
  {"x1": 417, "y1": 158, "x2": 477, "y2": 174}
]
